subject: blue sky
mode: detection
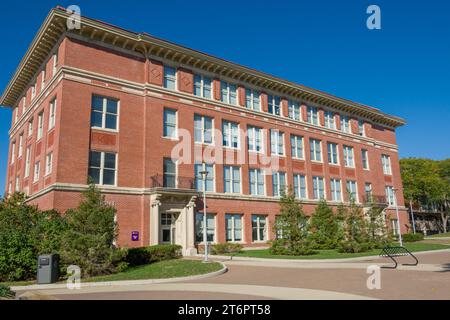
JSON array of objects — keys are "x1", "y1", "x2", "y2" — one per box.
[{"x1": 1, "y1": 0, "x2": 449, "y2": 193}]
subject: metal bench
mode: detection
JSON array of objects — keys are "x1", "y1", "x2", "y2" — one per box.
[{"x1": 379, "y1": 246, "x2": 419, "y2": 269}]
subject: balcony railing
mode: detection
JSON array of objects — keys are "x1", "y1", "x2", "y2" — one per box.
[
  {"x1": 362, "y1": 193, "x2": 388, "y2": 206},
  {"x1": 150, "y1": 174, "x2": 196, "y2": 190}
]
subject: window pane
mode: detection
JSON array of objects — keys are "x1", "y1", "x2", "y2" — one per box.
[
  {"x1": 88, "y1": 168, "x2": 100, "y2": 184},
  {"x1": 106, "y1": 99, "x2": 118, "y2": 114},
  {"x1": 103, "y1": 169, "x2": 116, "y2": 185},
  {"x1": 104, "y1": 153, "x2": 116, "y2": 169},
  {"x1": 92, "y1": 96, "x2": 103, "y2": 111},
  {"x1": 105, "y1": 114, "x2": 117, "y2": 130},
  {"x1": 89, "y1": 151, "x2": 101, "y2": 167},
  {"x1": 91, "y1": 111, "x2": 103, "y2": 128}
]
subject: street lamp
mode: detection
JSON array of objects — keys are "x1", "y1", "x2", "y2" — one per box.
[
  {"x1": 393, "y1": 188, "x2": 403, "y2": 247},
  {"x1": 199, "y1": 170, "x2": 209, "y2": 262}
]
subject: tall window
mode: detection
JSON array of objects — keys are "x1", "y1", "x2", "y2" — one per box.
[
  {"x1": 91, "y1": 95, "x2": 119, "y2": 130},
  {"x1": 290, "y1": 135, "x2": 304, "y2": 159},
  {"x1": 270, "y1": 130, "x2": 285, "y2": 156},
  {"x1": 15, "y1": 176, "x2": 20, "y2": 192},
  {"x1": 163, "y1": 108, "x2": 177, "y2": 138},
  {"x1": 382, "y1": 155, "x2": 392, "y2": 175},
  {"x1": 288, "y1": 101, "x2": 301, "y2": 121},
  {"x1": 194, "y1": 74, "x2": 212, "y2": 99},
  {"x1": 272, "y1": 172, "x2": 287, "y2": 197},
  {"x1": 293, "y1": 174, "x2": 307, "y2": 199},
  {"x1": 307, "y1": 106, "x2": 319, "y2": 125},
  {"x1": 10, "y1": 141, "x2": 15, "y2": 164},
  {"x1": 37, "y1": 112, "x2": 44, "y2": 140},
  {"x1": 195, "y1": 163, "x2": 214, "y2": 192},
  {"x1": 33, "y1": 161, "x2": 40, "y2": 183},
  {"x1": 245, "y1": 89, "x2": 261, "y2": 111},
  {"x1": 52, "y1": 53, "x2": 58, "y2": 76},
  {"x1": 226, "y1": 214, "x2": 243, "y2": 242},
  {"x1": 45, "y1": 152, "x2": 53, "y2": 175},
  {"x1": 312, "y1": 176, "x2": 325, "y2": 200},
  {"x1": 252, "y1": 215, "x2": 267, "y2": 242},
  {"x1": 41, "y1": 70, "x2": 46, "y2": 89},
  {"x1": 361, "y1": 149, "x2": 369, "y2": 170},
  {"x1": 163, "y1": 158, "x2": 176, "y2": 188},
  {"x1": 327, "y1": 142, "x2": 339, "y2": 165},
  {"x1": 365, "y1": 183, "x2": 373, "y2": 201},
  {"x1": 88, "y1": 151, "x2": 117, "y2": 186},
  {"x1": 346, "y1": 180, "x2": 358, "y2": 202},
  {"x1": 330, "y1": 178, "x2": 342, "y2": 202},
  {"x1": 220, "y1": 81, "x2": 237, "y2": 105},
  {"x1": 249, "y1": 168, "x2": 265, "y2": 196},
  {"x1": 14, "y1": 107, "x2": 18, "y2": 124},
  {"x1": 195, "y1": 213, "x2": 215, "y2": 243},
  {"x1": 343, "y1": 146, "x2": 355, "y2": 168},
  {"x1": 358, "y1": 120, "x2": 366, "y2": 136},
  {"x1": 340, "y1": 115, "x2": 350, "y2": 133},
  {"x1": 163, "y1": 66, "x2": 176, "y2": 90},
  {"x1": 194, "y1": 115, "x2": 213, "y2": 144},
  {"x1": 28, "y1": 120, "x2": 33, "y2": 137},
  {"x1": 48, "y1": 98, "x2": 56, "y2": 130},
  {"x1": 268, "y1": 95, "x2": 281, "y2": 116},
  {"x1": 324, "y1": 111, "x2": 335, "y2": 129},
  {"x1": 18, "y1": 134, "x2": 23, "y2": 158},
  {"x1": 222, "y1": 120, "x2": 239, "y2": 148},
  {"x1": 309, "y1": 139, "x2": 322, "y2": 162},
  {"x1": 386, "y1": 186, "x2": 395, "y2": 206},
  {"x1": 31, "y1": 84, "x2": 36, "y2": 100},
  {"x1": 247, "y1": 126, "x2": 263, "y2": 153},
  {"x1": 224, "y1": 166, "x2": 241, "y2": 194},
  {"x1": 24, "y1": 146, "x2": 31, "y2": 178}
]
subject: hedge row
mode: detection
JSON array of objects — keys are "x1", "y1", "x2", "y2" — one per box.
[
  {"x1": 125, "y1": 244, "x2": 182, "y2": 267},
  {"x1": 402, "y1": 233, "x2": 425, "y2": 242}
]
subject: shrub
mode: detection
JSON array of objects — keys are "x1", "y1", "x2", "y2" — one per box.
[
  {"x1": 211, "y1": 243, "x2": 242, "y2": 255},
  {"x1": 338, "y1": 199, "x2": 371, "y2": 253},
  {"x1": 126, "y1": 245, "x2": 182, "y2": 267},
  {"x1": 309, "y1": 200, "x2": 344, "y2": 250},
  {"x1": 403, "y1": 233, "x2": 424, "y2": 242},
  {"x1": 0, "y1": 285, "x2": 15, "y2": 299}
]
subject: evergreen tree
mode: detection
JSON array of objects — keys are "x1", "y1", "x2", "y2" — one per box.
[
  {"x1": 338, "y1": 198, "x2": 371, "y2": 253},
  {"x1": 365, "y1": 205, "x2": 390, "y2": 248},
  {"x1": 309, "y1": 200, "x2": 343, "y2": 249}
]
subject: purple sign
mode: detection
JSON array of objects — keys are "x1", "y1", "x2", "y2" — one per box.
[{"x1": 131, "y1": 231, "x2": 139, "y2": 241}]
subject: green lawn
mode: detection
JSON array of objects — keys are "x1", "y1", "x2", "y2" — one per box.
[
  {"x1": 427, "y1": 232, "x2": 450, "y2": 238},
  {"x1": 227, "y1": 242, "x2": 449, "y2": 260}
]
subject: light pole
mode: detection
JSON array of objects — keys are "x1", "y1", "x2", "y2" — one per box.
[
  {"x1": 393, "y1": 188, "x2": 403, "y2": 247},
  {"x1": 199, "y1": 170, "x2": 209, "y2": 262}
]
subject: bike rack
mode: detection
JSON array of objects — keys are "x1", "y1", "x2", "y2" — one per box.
[{"x1": 379, "y1": 246, "x2": 419, "y2": 269}]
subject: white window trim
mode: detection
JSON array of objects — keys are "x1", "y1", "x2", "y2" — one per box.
[
  {"x1": 195, "y1": 163, "x2": 216, "y2": 193},
  {"x1": 310, "y1": 139, "x2": 323, "y2": 163},
  {"x1": 37, "y1": 112, "x2": 44, "y2": 140},
  {"x1": 52, "y1": 53, "x2": 58, "y2": 77},
  {"x1": 249, "y1": 168, "x2": 266, "y2": 196},
  {"x1": 226, "y1": 214, "x2": 244, "y2": 243},
  {"x1": 18, "y1": 134, "x2": 23, "y2": 158},
  {"x1": 196, "y1": 213, "x2": 217, "y2": 244},
  {"x1": 293, "y1": 173, "x2": 308, "y2": 200},
  {"x1": 28, "y1": 120, "x2": 33, "y2": 137},
  {"x1": 270, "y1": 130, "x2": 285, "y2": 156},
  {"x1": 163, "y1": 108, "x2": 178, "y2": 140},
  {"x1": 91, "y1": 96, "x2": 120, "y2": 132},
  {"x1": 327, "y1": 142, "x2": 339, "y2": 165},
  {"x1": 245, "y1": 88, "x2": 261, "y2": 111},
  {"x1": 312, "y1": 176, "x2": 326, "y2": 200},
  {"x1": 307, "y1": 106, "x2": 319, "y2": 126},
  {"x1": 272, "y1": 172, "x2": 287, "y2": 197},
  {"x1": 288, "y1": 100, "x2": 301, "y2": 121},
  {"x1": 222, "y1": 120, "x2": 240, "y2": 149},
  {"x1": 45, "y1": 152, "x2": 53, "y2": 176},
  {"x1": 324, "y1": 111, "x2": 336, "y2": 130},
  {"x1": 224, "y1": 166, "x2": 242, "y2": 194},
  {"x1": 382, "y1": 155, "x2": 392, "y2": 175},
  {"x1": 346, "y1": 180, "x2": 359, "y2": 203},
  {"x1": 194, "y1": 74, "x2": 213, "y2": 99},
  {"x1": 90, "y1": 151, "x2": 118, "y2": 186},
  {"x1": 252, "y1": 215, "x2": 268, "y2": 243},
  {"x1": 362, "y1": 149, "x2": 370, "y2": 170},
  {"x1": 340, "y1": 115, "x2": 351, "y2": 133},
  {"x1": 220, "y1": 81, "x2": 238, "y2": 106},
  {"x1": 291, "y1": 135, "x2": 304, "y2": 159},
  {"x1": 247, "y1": 126, "x2": 264, "y2": 154},
  {"x1": 10, "y1": 141, "x2": 16, "y2": 164},
  {"x1": 163, "y1": 65, "x2": 177, "y2": 91},
  {"x1": 33, "y1": 161, "x2": 40, "y2": 183},
  {"x1": 24, "y1": 146, "x2": 31, "y2": 178},
  {"x1": 48, "y1": 98, "x2": 57, "y2": 131},
  {"x1": 194, "y1": 114, "x2": 214, "y2": 145},
  {"x1": 343, "y1": 146, "x2": 355, "y2": 168},
  {"x1": 330, "y1": 178, "x2": 343, "y2": 202},
  {"x1": 268, "y1": 95, "x2": 281, "y2": 116}
]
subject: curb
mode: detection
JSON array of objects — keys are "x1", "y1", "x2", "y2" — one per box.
[{"x1": 11, "y1": 262, "x2": 227, "y2": 292}]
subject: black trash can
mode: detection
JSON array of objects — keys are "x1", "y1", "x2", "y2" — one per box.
[{"x1": 37, "y1": 254, "x2": 60, "y2": 284}]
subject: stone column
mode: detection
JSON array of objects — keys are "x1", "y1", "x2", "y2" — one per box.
[
  {"x1": 184, "y1": 196, "x2": 198, "y2": 256},
  {"x1": 150, "y1": 194, "x2": 161, "y2": 246}
]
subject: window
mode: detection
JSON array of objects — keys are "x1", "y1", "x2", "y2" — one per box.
[
  {"x1": 195, "y1": 213, "x2": 215, "y2": 243},
  {"x1": 22, "y1": 96, "x2": 26, "y2": 112},
  {"x1": 15, "y1": 176, "x2": 20, "y2": 192},
  {"x1": 31, "y1": 84, "x2": 36, "y2": 100},
  {"x1": 247, "y1": 126, "x2": 263, "y2": 153},
  {"x1": 91, "y1": 95, "x2": 119, "y2": 130},
  {"x1": 309, "y1": 139, "x2": 322, "y2": 162},
  {"x1": 249, "y1": 168, "x2": 265, "y2": 196},
  {"x1": 14, "y1": 107, "x2": 18, "y2": 124},
  {"x1": 327, "y1": 142, "x2": 339, "y2": 165},
  {"x1": 362, "y1": 149, "x2": 369, "y2": 170},
  {"x1": 225, "y1": 214, "x2": 243, "y2": 242},
  {"x1": 10, "y1": 141, "x2": 15, "y2": 164},
  {"x1": 307, "y1": 106, "x2": 319, "y2": 125},
  {"x1": 195, "y1": 163, "x2": 214, "y2": 192},
  {"x1": 33, "y1": 161, "x2": 40, "y2": 183},
  {"x1": 358, "y1": 120, "x2": 366, "y2": 136},
  {"x1": 163, "y1": 66, "x2": 176, "y2": 90},
  {"x1": 18, "y1": 134, "x2": 23, "y2": 158},
  {"x1": 88, "y1": 151, "x2": 117, "y2": 186},
  {"x1": 346, "y1": 180, "x2": 358, "y2": 202},
  {"x1": 330, "y1": 178, "x2": 342, "y2": 202},
  {"x1": 194, "y1": 115, "x2": 213, "y2": 144},
  {"x1": 268, "y1": 95, "x2": 281, "y2": 116},
  {"x1": 48, "y1": 98, "x2": 56, "y2": 130},
  {"x1": 220, "y1": 81, "x2": 237, "y2": 105},
  {"x1": 386, "y1": 186, "x2": 395, "y2": 206},
  {"x1": 194, "y1": 74, "x2": 212, "y2": 99},
  {"x1": 288, "y1": 101, "x2": 301, "y2": 121},
  {"x1": 224, "y1": 166, "x2": 241, "y2": 194},
  {"x1": 222, "y1": 120, "x2": 239, "y2": 148},
  {"x1": 312, "y1": 176, "x2": 325, "y2": 200},
  {"x1": 37, "y1": 112, "x2": 44, "y2": 140},
  {"x1": 8, "y1": 182, "x2": 12, "y2": 195},
  {"x1": 290, "y1": 135, "x2": 304, "y2": 159},
  {"x1": 163, "y1": 158, "x2": 176, "y2": 188},
  {"x1": 245, "y1": 89, "x2": 261, "y2": 111},
  {"x1": 45, "y1": 152, "x2": 53, "y2": 175},
  {"x1": 252, "y1": 215, "x2": 267, "y2": 242},
  {"x1": 163, "y1": 108, "x2": 177, "y2": 139},
  {"x1": 340, "y1": 115, "x2": 350, "y2": 133},
  {"x1": 52, "y1": 53, "x2": 58, "y2": 76},
  {"x1": 41, "y1": 70, "x2": 46, "y2": 88},
  {"x1": 272, "y1": 172, "x2": 287, "y2": 197},
  {"x1": 270, "y1": 130, "x2": 285, "y2": 156},
  {"x1": 324, "y1": 111, "x2": 335, "y2": 129},
  {"x1": 382, "y1": 155, "x2": 392, "y2": 175},
  {"x1": 28, "y1": 120, "x2": 33, "y2": 137},
  {"x1": 293, "y1": 174, "x2": 307, "y2": 199},
  {"x1": 343, "y1": 146, "x2": 355, "y2": 168},
  {"x1": 24, "y1": 147, "x2": 31, "y2": 178},
  {"x1": 365, "y1": 183, "x2": 373, "y2": 201}
]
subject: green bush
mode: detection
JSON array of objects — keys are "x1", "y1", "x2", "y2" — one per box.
[
  {"x1": 403, "y1": 233, "x2": 424, "y2": 242},
  {"x1": 0, "y1": 285, "x2": 15, "y2": 299},
  {"x1": 269, "y1": 238, "x2": 316, "y2": 256},
  {"x1": 309, "y1": 200, "x2": 344, "y2": 250},
  {"x1": 126, "y1": 245, "x2": 182, "y2": 267},
  {"x1": 211, "y1": 243, "x2": 242, "y2": 255}
]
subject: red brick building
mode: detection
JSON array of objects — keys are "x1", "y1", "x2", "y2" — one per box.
[{"x1": 1, "y1": 8, "x2": 408, "y2": 255}]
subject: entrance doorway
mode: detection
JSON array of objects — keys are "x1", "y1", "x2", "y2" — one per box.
[{"x1": 161, "y1": 212, "x2": 179, "y2": 244}]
